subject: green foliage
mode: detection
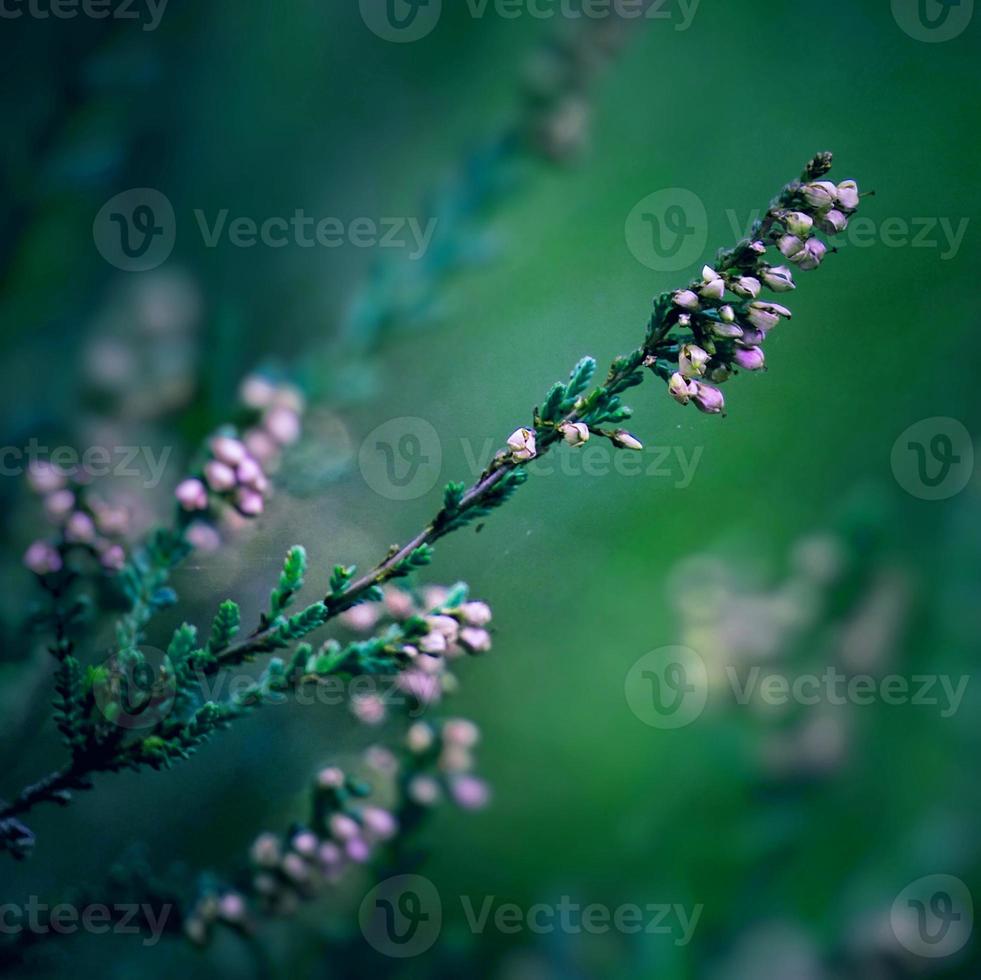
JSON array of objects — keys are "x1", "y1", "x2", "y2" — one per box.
[
  {"x1": 208, "y1": 600, "x2": 241, "y2": 654},
  {"x1": 270, "y1": 546, "x2": 307, "y2": 616}
]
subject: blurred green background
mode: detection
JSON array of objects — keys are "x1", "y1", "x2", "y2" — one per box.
[{"x1": 1, "y1": 0, "x2": 979, "y2": 977}]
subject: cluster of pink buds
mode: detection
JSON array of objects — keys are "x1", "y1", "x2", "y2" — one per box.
[
  {"x1": 22, "y1": 461, "x2": 128, "y2": 575},
  {"x1": 183, "y1": 890, "x2": 249, "y2": 946},
  {"x1": 651, "y1": 157, "x2": 861, "y2": 417},
  {"x1": 173, "y1": 374, "x2": 305, "y2": 537},
  {"x1": 403, "y1": 717, "x2": 491, "y2": 811},
  {"x1": 341, "y1": 586, "x2": 494, "y2": 724},
  {"x1": 245, "y1": 767, "x2": 399, "y2": 916}
]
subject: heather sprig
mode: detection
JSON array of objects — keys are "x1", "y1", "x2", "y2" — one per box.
[{"x1": 2, "y1": 153, "x2": 862, "y2": 860}]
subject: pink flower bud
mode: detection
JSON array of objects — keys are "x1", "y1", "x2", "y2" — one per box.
[
  {"x1": 802, "y1": 180, "x2": 837, "y2": 210},
  {"x1": 345, "y1": 837, "x2": 372, "y2": 863},
  {"x1": 351, "y1": 693, "x2": 386, "y2": 726},
  {"x1": 317, "y1": 766, "x2": 345, "y2": 789},
  {"x1": 210, "y1": 436, "x2": 247, "y2": 466},
  {"x1": 691, "y1": 383, "x2": 726, "y2": 415},
  {"x1": 418, "y1": 630, "x2": 448, "y2": 654},
  {"x1": 778, "y1": 234, "x2": 804, "y2": 259},
  {"x1": 27, "y1": 461, "x2": 67, "y2": 494},
  {"x1": 731, "y1": 276, "x2": 761, "y2": 298},
  {"x1": 459, "y1": 627, "x2": 492, "y2": 652},
  {"x1": 329, "y1": 813, "x2": 360, "y2": 842},
  {"x1": 460, "y1": 601, "x2": 492, "y2": 626},
  {"x1": 236, "y1": 455, "x2": 265, "y2": 488},
  {"x1": 217, "y1": 892, "x2": 247, "y2": 925},
  {"x1": 360, "y1": 806, "x2": 398, "y2": 842},
  {"x1": 407, "y1": 775, "x2": 441, "y2": 806},
  {"x1": 559, "y1": 421, "x2": 590, "y2": 447},
  {"x1": 443, "y1": 718, "x2": 480, "y2": 748},
  {"x1": 204, "y1": 460, "x2": 236, "y2": 493},
  {"x1": 100, "y1": 544, "x2": 127, "y2": 571},
  {"x1": 673, "y1": 290, "x2": 700, "y2": 310},
  {"x1": 450, "y1": 775, "x2": 491, "y2": 811},
  {"x1": 292, "y1": 831, "x2": 319, "y2": 857},
  {"x1": 733, "y1": 346, "x2": 766, "y2": 371},
  {"x1": 820, "y1": 209, "x2": 848, "y2": 235},
  {"x1": 239, "y1": 374, "x2": 278, "y2": 409},
  {"x1": 44, "y1": 489, "x2": 75, "y2": 522},
  {"x1": 186, "y1": 521, "x2": 221, "y2": 552},
  {"x1": 263, "y1": 406, "x2": 301, "y2": 446},
  {"x1": 792, "y1": 238, "x2": 827, "y2": 271},
  {"x1": 176, "y1": 478, "x2": 209, "y2": 511},
  {"x1": 762, "y1": 265, "x2": 796, "y2": 292},
  {"x1": 23, "y1": 541, "x2": 62, "y2": 575},
  {"x1": 236, "y1": 487, "x2": 265, "y2": 517},
  {"x1": 65, "y1": 512, "x2": 96, "y2": 543}
]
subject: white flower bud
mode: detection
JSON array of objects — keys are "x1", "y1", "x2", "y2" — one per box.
[
  {"x1": 407, "y1": 722, "x2": 435, "y2": 753},
  {"x1": 835, "y1": 179, "x2": 860, "y2": 211},
  {"x1": 762, "y1": 265, "x2": 796, "y2": 292},
  {"x1": 506, "y1": 427, "x2": 537, "y2": 462},
  {"x1": 720, "y1": 305, "x2": 736, "y2": 323},
  {"x1": 558, "y1": 421, "x2": 590, "y2": 447},
  {"x1": 679, "y1": 343, "x2": 710, "y2": 379},
  {"x1": 673, "y1": 289, "x2": 700, "y2": 310},
  {"x1": 613, "y1": 430, "x2": 643, "y2": 451},
  {"x1": 459, "y1": 627, "x2": 492, "y2": 652},
  {"x1": 668, "y1": 372, "x2": 696, "y2": 405},
  {"x1": 699, "y1": 267, "x2": 725, "y2": 300}
]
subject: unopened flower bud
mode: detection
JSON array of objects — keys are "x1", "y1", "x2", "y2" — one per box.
[
  {"x1": 613, "y1": 430, "x2": 643, "y2": 451},
  {"x1": 23, "y1": 541, "x2": 62, "y2": 575},
  {"x1": 100, "y1": 544, "x2": 126, "y2": 571},
  {"x1": 835, "y1": 179, "x2": 860, "y2": 211},
  {"x1": 361, "y1": 806, "x2": 398, "y2": 842},
  {"x1": 748, "y1": 240, "x2": 767, "y2": 254},
  {"x1": 731, "y1": 276, "x2": 761, "y2": 298},
  {"x1": 281, "y1": 852, "x2": 309, "y2": 883},
  {"x1": 204, "y1": 460, "x2": 236, "y2": 493},
  {"x1": 443, "y1": 718, "x2": 480, "y2": 748},
  {"x1": 418, "y1": 630, "x2": 448, "y2": 655},
  {"x1": 802, "y1": 180, "x2": 837, "y2": 210},
  {"x1": 710, "y1": 321, "x2": 744, "y2": 340},
  {"x1": 176, "y1": 478, "x2": 209, "y2": 511},
  {"x1": 236, "y1": 487, "x2": 265, "y2": 517},
  {"x1": 459, "y1": 627, "x2": 492, "y2": 652},
  {"x1": 761, "y1": 265, "x2": 796, "y2": 292},
  {"x1": 210, "y1": 436, "x2": 247, "y2": 466},
  {"x1": 668, "y1": 372, "x2": 696, "y2": 406},
  {"x1": 217, "y1": 892, "x2": 247, "y2": 925},
  {"x1": 699, "y1": 266, "x2": 725, "y2": 300},
  {"x1": 820, "y1": 209, "x2": 848, "y2": 235},
  {"x1": 408, "y1": 775, "x2": 441, "y2": 806},
  {"x1": 264, "y1": 406, "x2": 301, "y2": 446},
  {"x1": 778, "y1": 234, "x2": 804, "y2": 259},
  {"x1": 65, "y1": 512, "x2": 96, "y2": 543},
  {"x1": 460, "y1": 601, "x2": 492, "y2": 626},
  {"x1": 732, "y1": 346, "x2": 766, "y2": 371},
  {"x1": 559, "y1": 421, "x2": 590, "y2": 447},
  {"x1": 783, "y1": 211, "x2": 813, "y2": 237},
  {"x1": 407, "y1": 722, "x2": 435, "y2": 753},
  {"x1": 317, "y1": 766, "x2": 345, "y2": 789},
  {"x1": 506, "y1": 427, "x2": 537, "y2": 462},
  {"x1": 673, "y1": 289, "x2": 700, "y2": 310},
  {"x1": 292, "y1": 831, "x2": 319, "y2": 857},
  {"x1": 691, "y1": 383, "x2": 726, "y2": 415},
  {"x1": 250, "y1": 833, "x2": 281, "y2": 868},
  {"x1": 792, "y1": 238, "x2": 827, "y2": 271},
  {"x1": 450, "y1": 775, "x2": 491, "y2": 811},
  {"x1": 679, "y1": 344, "x2": 710, "y2": 379},
  {"x1": 329, "y1": 813, "x2": 359, "y2": 842},
  {"x1": 719, "y1": 305, "x2": 735, "y2": 323}
]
